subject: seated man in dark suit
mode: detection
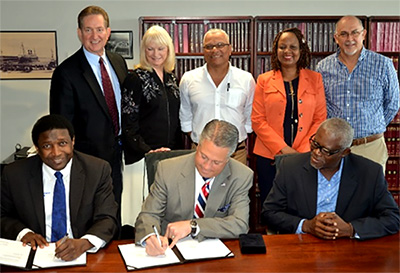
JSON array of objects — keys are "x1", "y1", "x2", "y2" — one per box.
[
  {"x1": 262, "y1": 117, "x2": 399, "y2": 240},
  {"x1": 1, "y1": 115, "x2": 118, "y2": 260},
  {"x1": 135, "y1": 119, "x2": 254, "y2": 256}
]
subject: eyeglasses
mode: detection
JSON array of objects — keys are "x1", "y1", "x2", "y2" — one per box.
[
  {"x1": 336, "y1": 29, "x2": 364, "y2": 39},
  {"x1": 203, "y1": 43, "x2": 230, "y2": 51},
  {"x1": 309, "y1": 134, "x2": 344, "y2": 156}
]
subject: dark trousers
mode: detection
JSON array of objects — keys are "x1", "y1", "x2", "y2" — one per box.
[
  {"x1": 256, "y1": 156, "x2": 276, "y2": 206},
  {"x1": 111, "y1": 138, "x2": 123, "y2": 237}
]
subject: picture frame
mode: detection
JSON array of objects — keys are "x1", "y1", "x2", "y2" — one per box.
[
  {"x1": 106, "y1": 31, "x2": 133, "y2": 59},
  {"x1": 0, "y1": 31, "x2": 58, "y2": 80}
]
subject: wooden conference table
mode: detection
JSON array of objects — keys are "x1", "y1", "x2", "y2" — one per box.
[{"x1": 1, "y1": 233, "x2": 399, "y2": 272}]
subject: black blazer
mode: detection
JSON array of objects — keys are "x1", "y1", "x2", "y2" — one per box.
[
  {"x1": 262, "y1": 152, "x2": 400, "y2": 240},
  {"x1": 49, "y1": 47, "x2": 128, "y2": 164},
  {"x1": 1, "y1": 151, "x2": 118, "y2": 243}
]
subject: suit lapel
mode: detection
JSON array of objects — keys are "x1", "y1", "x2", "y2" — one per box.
[
  {"x1": 335, "y1": 156, "x2": 358, "y2": 215},
  {"x1": 301, "y1": 157, "x2": 318, "y2": 216},
  {"x1": 177, "y1": 154, "x2": 196, "y2": 218},
  {"x1": 107, "y1": 51, "x2": 125, "y2": 84},
  {"x1": 78, "y1": 48, "x2": 112, "y2": 121},
  {"x1": 28, "y1": 157, "x2": 46, "y2": 236},
  {"x1": 271, "y1": 70, "x2": 286, "y2": 97},
  {"x1": 205, "y1": 160, "x2": 232, "y2": 217},
  {"x1": 297, "y1": 69, "x2": 308, "y2": 98},
  {"x1": 69, "y1": 153, "x2": 85, "y2": 228}
]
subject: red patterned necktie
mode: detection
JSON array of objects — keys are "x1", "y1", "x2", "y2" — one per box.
[
  {"x1": 99, "y1": 57, "x2": 119, "y2": 135},
  {"x1": 194, "y1": 178, "x2": 211, "y2": 218}
]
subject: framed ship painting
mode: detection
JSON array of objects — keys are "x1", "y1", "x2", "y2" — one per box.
[{"x1": 0, "y1": 31, "x2": 58, "y2": 80}]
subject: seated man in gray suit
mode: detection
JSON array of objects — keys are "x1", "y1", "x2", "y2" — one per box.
[
  {"x1": 135, "y1": 119, "x2": 254, "y2": 256},
  {"x1": 1, "y1": 115, "x2": 118, "y2": 261},
  {"x1": 262, "y1": 118, "x2": 399, "y2": 240}
]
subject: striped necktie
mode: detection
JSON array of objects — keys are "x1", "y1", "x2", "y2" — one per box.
[{"x1": 194, "y1": 178, "x2": 211, "y2": 218}]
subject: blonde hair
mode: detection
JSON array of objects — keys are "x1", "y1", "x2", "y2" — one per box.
[{"x1": 136, "y1": 25, "x2": 175, "y2": 73}]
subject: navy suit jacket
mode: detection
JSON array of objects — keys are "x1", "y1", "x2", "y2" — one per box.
[
  {"x1": 49, "y1": 47, "x2": 128, "y2": 164},
  {"x1": 1, "y1": 151, "x2": 118, "y2": 243},
  {"x1": 262, "y1": 152, "x2": 399, "y2": 240}
]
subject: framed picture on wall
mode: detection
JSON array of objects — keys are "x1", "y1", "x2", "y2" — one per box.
[
  {"x1": 106, "y1": 31, "x2": 133, "y2": 59},
  {"x1": 0, "y1": 31, "x2": 58, "y2": 80}
]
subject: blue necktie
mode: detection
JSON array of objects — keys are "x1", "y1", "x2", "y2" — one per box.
[{"x1": 51, "y1": 171, "x2": 66, "y2": 242}]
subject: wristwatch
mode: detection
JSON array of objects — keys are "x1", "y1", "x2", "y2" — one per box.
[{"x1": 190, "y1": 219, "x2": 198, "y2": 237}]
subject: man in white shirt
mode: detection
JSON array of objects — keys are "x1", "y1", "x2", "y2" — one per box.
[
  {"x1": 179, "y1": 29, "x2": 255, "y2": 164},
  {"x1": 1, "y1": 115, "x2": 118, "y2": 261}
]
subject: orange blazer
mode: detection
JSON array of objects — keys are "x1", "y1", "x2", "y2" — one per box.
[{"x1": 251, "y1": 69, "x2": 326, "y2": 159}]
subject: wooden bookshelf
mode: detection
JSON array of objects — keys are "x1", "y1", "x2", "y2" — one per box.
[
  {"x1": 139, "y1": 16, "x2": 254, "y2": 81},
  {"x1": 253, "y1": 16, "x2": 369, "y2": 78},
  {"x1": 369, "y1": 16, "x2": 400, "y2": 205}
]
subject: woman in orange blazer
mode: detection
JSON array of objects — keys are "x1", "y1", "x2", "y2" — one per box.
[{"x1": 252, "y1": 28, "x2": 326, "y2": 204}]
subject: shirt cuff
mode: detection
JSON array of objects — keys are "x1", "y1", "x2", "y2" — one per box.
[
  {"x1": 16, "y1": 228, "x2": 34, "y2": 241},
  {"x1": 81, "y1": 234, "x2": 106, "y2": 253},
  {"x1": 296, "y1": 219, "x2": 306, "y2": 234},
  {"x1": 138, "y1": 233, "x2": 155, "y2": 247}
]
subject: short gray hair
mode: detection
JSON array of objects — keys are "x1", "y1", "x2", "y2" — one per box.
[
  {"x1": 203, "y1": 28, "x2": 230, "y2": 45},
  {"x1": 319, "y1": 118, "x2": 354, "y2": 148},
  {"x1": 199, "y1": 119, "x2": 238, "y2": 156}
]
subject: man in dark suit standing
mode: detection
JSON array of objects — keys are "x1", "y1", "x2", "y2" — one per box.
[
  {"x1": 262, "y1": 118, "x2": 399, "y2": 240},
  {"x1": 49, "y1": 6, "x2": 128, "y2": 214},
  {"x1": 1, "y1": 115, "x2": 118, "y2": 261}
]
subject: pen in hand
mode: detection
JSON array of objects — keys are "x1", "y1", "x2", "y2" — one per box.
[
  {"x1": 54, "y1": 233, "x2": 68, "y2": 258},
  {"x1": 152, "y1": 225, "x2": 162, "y2": 247}
]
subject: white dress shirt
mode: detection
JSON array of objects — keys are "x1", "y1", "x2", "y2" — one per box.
[
  {"x1": 16, "y1": 159, "x2": 105, "y2": 253},
  {"x1": 179, "y1": 63, "x2": 255, "y2": 143},
  {"x1": 83, "y1": 47, "x2": 122, "y2": 135}
]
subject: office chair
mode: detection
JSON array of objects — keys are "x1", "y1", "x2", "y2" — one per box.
[{"x1": 144, "y1": 149, "x2": 194, "y2": 190}]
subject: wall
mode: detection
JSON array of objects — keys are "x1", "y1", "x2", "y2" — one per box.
[{"x1": 1, "y1": 0, "x2": 399, "y2": 159}]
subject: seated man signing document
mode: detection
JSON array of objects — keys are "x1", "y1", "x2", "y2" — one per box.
[
  {"x1": 262, "y1": 118, "x2": 399, "y2": 240},
  {"x1": 1, "y1": 115, "x2": 118, "y2": 260},
  {"x1": 135, "y1": 119, "x2": 253, "y2": 256}
]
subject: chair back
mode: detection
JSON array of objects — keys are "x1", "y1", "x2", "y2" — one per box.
[{"x1": 144, "y1": 149, "x2": 194, "y2": 190}]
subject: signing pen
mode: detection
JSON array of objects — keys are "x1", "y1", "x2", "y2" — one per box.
[
  {"x1": 59, "y1": 233, "x2": 69, "y2": 245},
  {"x1": 152, "y1": 225, "x2": 162, "y2": 247},
  {"x1": 54, "y1": 233, "x2": 68, "y2": 258}
]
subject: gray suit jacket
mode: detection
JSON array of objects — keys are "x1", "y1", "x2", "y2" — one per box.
[
  {"x1": 135, "y1": 152, "x2": 253, "y2": 242},
  {"x1": 262, "y1": 152, "x2": 400, "y2": 240},
  {"x1": 1, "y1": 151, "x2": 118, "y2": 243}
]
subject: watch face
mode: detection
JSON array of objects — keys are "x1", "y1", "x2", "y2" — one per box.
[{"x1": 190, "y1": 220, "x2": 197, "y2": 227}]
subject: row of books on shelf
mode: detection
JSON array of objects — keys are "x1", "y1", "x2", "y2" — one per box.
[
  {"x1": 256, "y1": 21, "x2": 338, "y2": 53},
  {"x1": 255, "y1": 55, "x2": 326, "y2": 77},
  {"x1": 369, "y1": 22, "x2": 400, "y2": 52},
  {"x1": 174, "y1": 56, "x2": 251, "y2": 80},
  {"x1": 143, "y1": 20, "x2": 251, "y2": 54},
  {"x1": 386, "y1": 158, "x2": 399, "y2": 190},
  {"x1": 392, "y1": 192, "x2": 400, "y2": 207}
]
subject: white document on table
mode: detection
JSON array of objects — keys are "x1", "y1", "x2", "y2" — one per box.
[
  {"x1": 118, "y1": 244, "x2": 180, "y2": 270},
  {"x1": 118, "y1": 237, "x2": 233, "y2": 271},
  {"x1": 175, "y1": 237, "x2": 234, "y2": 260},
  {"x1": 0, "y1": 238, "x2": 86, "y2": 270},
  {"x1": 32, "y1": 243, "x2": 86, "y2": 269},
  {"x1": 0, "y1": 238, "x2": 32, "y2": 269}
]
